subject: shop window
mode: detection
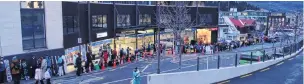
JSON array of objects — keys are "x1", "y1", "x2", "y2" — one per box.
[
  {"x1": 199, "y1": 14, "x2": 212, "y2": 26},
  {"x1": 63, "y1": 16, "x2": 78, "y2": 34},
  {"x1": 21, "y1": 9, "x2": 46, "y2": 50},
  {"x1": 20, "y1": 1, "x2": 44, "y2": 9},
  {"x1": 139, "y1": 14, "x2": 151, "y2": 25},
  {"x1": 117, "y1": 15, "x2": 131, "y2": 28},
  {"x1": 92, "y1": 15, "x2": 107, "y2": 29}
]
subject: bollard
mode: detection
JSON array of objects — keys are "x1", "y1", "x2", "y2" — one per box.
[
  {"x1": 217, "y1": 55, "x2": 220, "y2": 69},
  {"x1": 263, "y1": 50, "x2": 265, "y2": 62},
  {"x1": 235, "y1": 53, "x2": 238, "y2": 67},
  {"x1": 274, "y1": 48, "x2": 276, "y2": 60},
  {"x1": 197, "y1": 57, "x2": 199, "y2": 71},
  {"x1": 250, "y1": 52, "x2": 253, "y2": 64}
]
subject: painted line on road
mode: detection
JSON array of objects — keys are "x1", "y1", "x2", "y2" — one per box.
[
  {"x1": 288, "y1": 58, "x2": 294, "y2": 60},
  {"x1": 217, "y1": 80, "x2": 230, "y2": 84},
  {"x1": 260, "y1": 68, "x2": 270, "y2": 72},
  {"x1": 276, "y1": 62, "x2": 284, "y2": 66},
  {"x1": 240, "y1": 74, "x2": 252, "y2": 78},
  {"x1": 142, "y1": 64, "x2": 151, "y2": 72}
]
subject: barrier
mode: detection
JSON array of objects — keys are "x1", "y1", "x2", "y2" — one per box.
[{"x1": 147, "y1": 47, "x2": 303, "y2": 84}]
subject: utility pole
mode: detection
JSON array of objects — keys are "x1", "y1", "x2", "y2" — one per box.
[
  {"x1": 0, "y1": 36, "x2": 2, "y2": 57},
  {"x1": 156, "y1": 2, "x2": 160, "y2": 74},
  {"x1": 77, "y1": 1, "x2": 82, "y2": 55},
  {"x1": 87, "y1": 1, "x2": 92, "y2": 52}
]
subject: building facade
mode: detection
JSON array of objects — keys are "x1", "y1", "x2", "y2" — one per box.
[{"x1": 0, "y1": 1, "x2": 218, "y2": 61}]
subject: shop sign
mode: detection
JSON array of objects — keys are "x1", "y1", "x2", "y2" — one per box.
[
  {"x1": 209, "y1": 28, "x2": 218, "y2": 31},
  {"x1": 97, "y1": 32, "x2": 108, "y2": 38},
  {"x1": 78, "y1": 38, "x2": 82, "y2": 44}
]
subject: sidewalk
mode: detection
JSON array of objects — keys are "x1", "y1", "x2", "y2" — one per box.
[{"x1": 17, "y1": 42, "x2": 282, "y2": 83}]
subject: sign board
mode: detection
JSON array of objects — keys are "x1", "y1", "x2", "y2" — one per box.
[
  {"x1": 116, "y1": 33, "x2": 125, "y2": 37},
  {"x1": 97, "y1": 32, "x2": 108, "y2": 38},
  {"x1": 78, "y1": 38, "x2": 82, "y2": 44}
]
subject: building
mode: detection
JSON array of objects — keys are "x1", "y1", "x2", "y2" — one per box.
[
  {"x1": 266, "y1": 12, "x2": 286, "y2": 36},
  {"x1": 0, "y1": 1, "x2": 218, "y2": 64}
]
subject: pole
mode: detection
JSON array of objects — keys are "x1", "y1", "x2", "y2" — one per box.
[
  {"x1": 0, "y1": 36, "x2": 2, "y2": 56},
  {"x1": 217, "y1": 54, "x2": 220, "y2": 69},
  {"x1": 235, "y1": 53, "x2": 237, "y2": 67},
  {"x1": 113, "y1": 2, "x2": 117, "y2": 49},
  {"x1": 87, "y1": 1, "x2": 91, "y2": 43},
  {"x1": 77, "y1": 1, "x2": 82, "y2": 55},
  {"x1": 197, "y1": 56, "x2": 199, "y2": 71},
  {"x1": 156, "y1": 2, "x2": 160, "y2": 74},
  {"x1": 250, "y1": 52, "x2": 253, "y2": 64}
]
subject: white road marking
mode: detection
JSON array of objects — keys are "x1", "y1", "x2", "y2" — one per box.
[{"x1": 141, "y1": 64, "x2": 151, "y2": 72}]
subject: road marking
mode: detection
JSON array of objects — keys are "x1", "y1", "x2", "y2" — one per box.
[
  {"x1": 217, "y1": 80, "x2": 230, "y2": 84},
  {"x1": 79, "y1": 76, "x2": 104, "y2": 84},
  {"x1": 288, "y1": 58, "x2": 294, "y2": 60},
  {"x1": 240, "y1": 74, "x2": 252, "y2": 78},
  {"x1": 276, "y1": 62, "x2": 284, "y2": 66},
  {"x1": 260, "y1": 68, "x2": 270, "y2": 72},
  {"x1": 141, "y1": 64, "x2": 151, "y2": 72}
]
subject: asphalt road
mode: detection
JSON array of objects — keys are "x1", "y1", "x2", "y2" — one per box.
[
  {"x1": 19, "y1": 40, "x2": 301, "y2": 84},
  {"x1": 220, "y1": 51, "x2": 303, "y2": 84}
]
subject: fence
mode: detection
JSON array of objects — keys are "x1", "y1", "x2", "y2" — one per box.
[{"x1": 163, "y1": 39, "x2": 303, "y2": 73}]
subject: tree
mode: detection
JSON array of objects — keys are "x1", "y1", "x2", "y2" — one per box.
[{"x1": 156, "y1": 1, "x2": 194, "y2": 72}]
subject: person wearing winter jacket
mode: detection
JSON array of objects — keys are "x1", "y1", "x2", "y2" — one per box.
[
  {"x1": 11, "y1": 56, "x2": 21, "y2": 84},
  {"x1": 76, "y1": 53, "x2": 82, "y2": 76},
  {"x1": 0, "y1": 57, "x2": 5, "y2": 84}
]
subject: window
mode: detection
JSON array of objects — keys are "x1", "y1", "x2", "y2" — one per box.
[
  {"x1": 199, "y1": 14, "x2": 213, "y2": 25},
  {"x1": 63, "y1": 16, "x2": 78, "y2": 34},
  {"x1": 223, "y1": 29, "x2": 228, "y2": 33},
  {"x1": 92, "y1": 15, "x2": 107, "y2": 29},
  {"x1": 20, "y1": 1, "x2": 44, "y2": 9},
  {"x1": 139, "y1": 14, "x2": 151, "y2": 25},
  {"x1": 20, "y1": 9, "x2": 46, "y2": 50},
  {"x1": 117, "y1": 15, "x2": 131, "y2": 27}
]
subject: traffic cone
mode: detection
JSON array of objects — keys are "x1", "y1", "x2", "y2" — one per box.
[
  {"x1": 128, "y1": 57, "x2": 131, "y2": 63},
  {"x1": 101, "y1": 61, "x2": 105, "y2": 70},
  {"x1": 112, "y1": 60, "x2": 116, "y2": 68},
  {"x1": 121, "y1": 56, "x2": 124, "y2": 65}
]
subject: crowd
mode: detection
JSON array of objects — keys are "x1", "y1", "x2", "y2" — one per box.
[{"x1": 0, "y1": 39, "x2": 264, "y2": 84}]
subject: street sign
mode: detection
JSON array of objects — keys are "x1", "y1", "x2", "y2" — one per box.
[{"x1": 78, "y1": 38, "x2": 82, "y2": 44}]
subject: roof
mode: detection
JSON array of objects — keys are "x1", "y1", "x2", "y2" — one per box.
[{"x1": 229, "y1": 18, "x2": 256, "y2": 28}]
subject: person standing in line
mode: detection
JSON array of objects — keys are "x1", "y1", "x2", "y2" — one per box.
[
  {"x1": 57, "y1": 56, "x2": 64, "y2": 76},
  {"x1": 76, "y1": 53, "x2": 82, "y2": 76},
  {"x1": 11, "y1": 56, "x2": 21, "y2": 84},
  {"x1": 0, "y1": 57, "x2": 5, "y2": 84},
  {"x1": 29, "y1": 56, "x2": 37, "y2": 79},
  {"x1": 41, "y1": 57, "x2": 47, "y2": 80},
  {"x1": 35, "y1": 57, "x2": 44, "y2": 84},
  {"x1": 86, "y1": 51, "x2": 93, "y2": 73},
  {"x1": 44, "y1": 68, "x2": 51, "y2": 84}
]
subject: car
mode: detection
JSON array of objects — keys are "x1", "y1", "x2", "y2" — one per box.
[
  {"x1": 271, "y1": 53, "x2": 284, "y2": 58},
  {"x1": 240, "y1": 51, "x2": 271, "y2": 62}
]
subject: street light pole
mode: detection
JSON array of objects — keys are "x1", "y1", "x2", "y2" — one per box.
[{"x1": 156, "y1": 2, "x2": 160, "y2": 74}]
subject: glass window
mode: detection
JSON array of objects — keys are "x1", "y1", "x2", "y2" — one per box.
[
  {"x1": 20, "y1": 9, "x2": 46, "y2": 50},
  {"x1": 92, "y1": 15, "x2": 107, "y2": 28},
  {"x1": 200, "y1": 14, "x2": 213, "y2": 26},
  {"x1": 117, "y1": 15, "x2": 131, "y2": 27},
  {"x1": 20, "y1": 1, "x2": 44, "y2": 9},
  {"x1": 63, "y1": 16, "x2": 78, "y2": 34},
  {"x1": 139, "y1": 14, "x2": 151, "y2": 25}
]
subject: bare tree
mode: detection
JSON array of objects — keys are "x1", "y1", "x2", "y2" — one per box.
[{"x1": 156, "y1": 1, "x2": 194, "y2": 71}]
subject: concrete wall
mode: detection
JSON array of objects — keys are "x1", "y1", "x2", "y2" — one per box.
[
  {"x1": 147, "y1": 48, "x2": 303, "y2": 84},
  {"x1": 45, "y1": 1, "x2": 64, "y2": 49},
  {"x1": 0, "y1": 1, "x2": 23, "y2": 56}
]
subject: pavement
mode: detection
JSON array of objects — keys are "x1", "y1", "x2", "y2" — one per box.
[
  {"x1": 218, "y1": 51, "x2": 303, "y2": 84},
  {"x1": 16, "y1": 40, "x2": 301, "y2": 84}
]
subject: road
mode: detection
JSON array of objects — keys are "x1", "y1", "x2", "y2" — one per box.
[
  {"x1": 219, "y1": 51, "x2": 303, "y2": 84},
  {"x1": 19, "y1": 40, "x2": 300, "y2": 84}
]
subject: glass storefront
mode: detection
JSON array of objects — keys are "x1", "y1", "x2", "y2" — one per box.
[
  {"x1": 197, "y1": 29, "x2": 212, "y2": 44},
  {"x1": 90, "y1": 39, "x2": 113, "y2": 58}
]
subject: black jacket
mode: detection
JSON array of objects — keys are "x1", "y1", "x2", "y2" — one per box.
[{"x1": 76, "y1": 57, "x2": 82, "y2": 68}]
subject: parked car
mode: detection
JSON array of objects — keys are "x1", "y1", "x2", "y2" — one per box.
[{"x1": 240, "y1": 51, "x2": 271, "y2": 62}]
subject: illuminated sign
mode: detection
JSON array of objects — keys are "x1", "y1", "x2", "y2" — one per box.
[
  {"x1": 209, "y1": 28, "x2": 218, "y2": 31},
  {"x1": 97, "y1": 32, "x2": 108, "y2": 38}
]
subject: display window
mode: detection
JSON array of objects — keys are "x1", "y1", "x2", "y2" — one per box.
[{"x1": 197, "y1": 29, "x2": 212, "y2": 44}]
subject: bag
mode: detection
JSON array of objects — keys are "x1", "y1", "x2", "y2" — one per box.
[
  {"x1": 44, "y1": 70, "x2": 51, "y2": 79},
  {"x1": 35, "y1": 69, "x2": 42, "y2": 80}
]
